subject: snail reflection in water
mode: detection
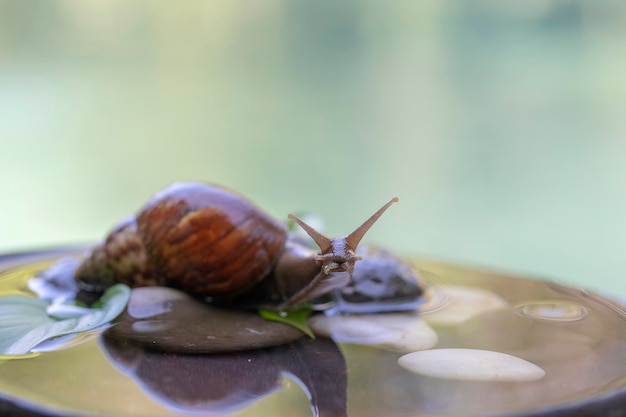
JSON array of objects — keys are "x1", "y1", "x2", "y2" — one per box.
[
  {"x1": 75, "y1": 181, "x2": 422, "y2": 312},
  {"x1": 102, "y1": 333, "x2": 347, "y2": 417}
]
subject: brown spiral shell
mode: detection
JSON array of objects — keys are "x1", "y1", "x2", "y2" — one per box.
[{"x1": 75, "y1": 182, "x2": 288, "y2": 298}]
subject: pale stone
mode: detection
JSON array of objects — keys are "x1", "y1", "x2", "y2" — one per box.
[
  {"x1": 421, "y1": 286, "x2": 508, "y2": 326},
  {"x1": 398, "y1": 348, "x2": 545, "y2": 381},
  {"x1": 127, "y1": 286, "x2": 188, "y2": 319},
  {"x1": 309, "y1": 312, "x2": 438, "y2": 352}
]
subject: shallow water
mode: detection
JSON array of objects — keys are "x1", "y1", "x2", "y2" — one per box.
[{"x1": 2, "y1": 249, "x2": 626, "y2": 417}]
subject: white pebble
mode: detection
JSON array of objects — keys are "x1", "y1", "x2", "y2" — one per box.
[
  {"x1": 398, "y1": 348, "x2": 545, "y2": 381},
  {"x1": 309, "y1": 312, "x2": 438, "y2": 352},
  {"x1": 127, "y1": 287, "x2": 188, "y2": 319}
]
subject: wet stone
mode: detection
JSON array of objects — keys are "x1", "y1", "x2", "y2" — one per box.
[{"x1": 105, "y1": 287, "x2": 304, "y2": 353}]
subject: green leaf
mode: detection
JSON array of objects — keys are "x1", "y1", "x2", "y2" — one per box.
[
  {"x1": 0, "y1": 284, "x2": 131, "y2": 355},
  {"x1": 258, "y1": 306, "x2": 315, "y2": 339}
]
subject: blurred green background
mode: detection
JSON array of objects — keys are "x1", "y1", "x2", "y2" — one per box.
[{"x1": 1, "y1": 1, "x2": 625, "y2": 298}]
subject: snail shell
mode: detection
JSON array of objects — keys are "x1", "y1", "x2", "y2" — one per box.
[{"x1": 76, "y1": 182, "x2": 288, "y2": 298}]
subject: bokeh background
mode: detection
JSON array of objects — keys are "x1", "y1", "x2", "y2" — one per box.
[{"x1": 1, "y1": 1, "x2": 625, "y2": 298}]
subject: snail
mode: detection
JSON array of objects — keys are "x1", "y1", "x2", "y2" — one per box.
[{"x1": 75, "y1": 181, "x2": 416, "y2": 311}]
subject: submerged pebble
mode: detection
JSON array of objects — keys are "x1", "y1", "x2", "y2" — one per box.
[
  {"x1": 421, "y1": 286, "x2": 508, "y2": 326},
  {"x1": 517, "y1": 300, "x2": 588, "y2": 322},
  {"x1": 309, "y1": 312, "x2": 438, "y2": 352},
  {"x1": 106, "y1": 287, "x2": 304, "y2": 353},
  {"x1": 398, "y1": 348, "x2": 545, "y2": 381}
]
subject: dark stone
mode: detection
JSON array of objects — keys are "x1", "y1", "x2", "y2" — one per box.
[{"x1": 105, "y1": 287, "x2": 304, "y2": 353}]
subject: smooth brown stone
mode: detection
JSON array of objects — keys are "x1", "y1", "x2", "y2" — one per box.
[{"x1": 106, "y1": 287, "x2": 304, "y2": 353}]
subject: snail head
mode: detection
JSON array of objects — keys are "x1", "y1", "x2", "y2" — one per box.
[{"x1": 287, "y1": 197, "x2": 399, "y2": 277}]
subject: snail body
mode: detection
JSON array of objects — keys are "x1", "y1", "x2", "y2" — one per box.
[{"x1": 76, "y1": 181, "x2": 406, "y2": 310}]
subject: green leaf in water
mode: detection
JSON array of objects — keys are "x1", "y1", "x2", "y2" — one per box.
[
  {"x1": 0, "y1": 284, "x2": 131, "y2": 355},
  {"x1": 259, "y1": 306, "x2": 315, "y2": 338}
]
